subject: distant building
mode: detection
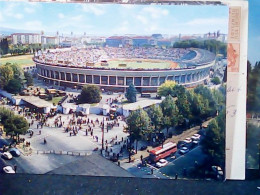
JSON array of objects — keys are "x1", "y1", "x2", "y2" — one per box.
[
  {"x1": 41, "y1": 36, "x2": 59, "y2": 45},
  {"x1": 106, "y1": 36, "x2": 124, "y2": 47},
  {"x1": 132, "y1": 36, "x2": 151, "y2": 47},
  {"x1": 152, "y1": 34, "x2": 163, "y2": 39},
  {"x1": 60, "y1": 41, "x2": 72, "y2": 48},
  {"x1": 11, "y1": 33, "x2": 41, "y2": 45},
  {"x1": 90, "y1": 37, "x2": 106, "y2": 44}
]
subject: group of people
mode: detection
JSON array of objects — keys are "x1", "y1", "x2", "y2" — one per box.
[{"x1": 35, "y1": 47, "x2": 191, "y2": 67}]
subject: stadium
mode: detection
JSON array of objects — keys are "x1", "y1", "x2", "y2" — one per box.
[{"x1": 34, "y1": 47, "x2": 215, "y2": 92}]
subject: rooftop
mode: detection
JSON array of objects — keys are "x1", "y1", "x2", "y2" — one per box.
[
  {"x1": 19, "y1": 96, "x2": 54, "y2": 108},
  {"x1": 47, "y1": 153, "x2": 133, "y2": 177},
  {"x1": 123, "y1": 99, "x2": 162, "y2": 111}
]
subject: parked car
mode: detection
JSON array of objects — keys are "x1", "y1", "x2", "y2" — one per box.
[
  {"x1": 192, "y1": 139, "x2": 199, "y2": 145},
  {"x1": 191, "y1": 134, "x2": 201, "y2": 140},
  {"x1": 179, "y1": 147, "x2": 189, "y2": 154},
  {"x1": 156, "y1": 159, "x2": 168, "y2": 168},
  {"x1": 3, "y1": 166, "x2": 15, "y2": 174},
  {"x1": 1, "y1": 152, "x2": 13, "y2": 160},
  {"x1": 183, "y1": 138, "x2": 192, "y2": 144},
  {"x1": 9, "y1": 148, "x2": 21, "y2": 157}
]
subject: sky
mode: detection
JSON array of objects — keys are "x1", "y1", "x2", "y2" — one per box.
[
  {"x1": 248, "y1": 0, "x2": 260, "y2": 65},
  {"x1": 0, "y1": 2, "x2": 229, "y2": 36}
]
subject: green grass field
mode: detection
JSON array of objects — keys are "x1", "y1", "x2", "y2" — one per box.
[
  {"x1": 50, "y1": 96, "x2": 63, "y2": 105},
  {"x1": 0, "y1": 54, "x2": 35, "y2": 67}
]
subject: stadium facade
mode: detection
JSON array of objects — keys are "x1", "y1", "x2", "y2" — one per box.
[{"x1": 34, "y1": 48, "x2": 215, "y2": 92}]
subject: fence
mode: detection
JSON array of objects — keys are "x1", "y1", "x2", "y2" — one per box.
[{"x1": 35, "y1": 150, "x2": 92, "y2": 156}]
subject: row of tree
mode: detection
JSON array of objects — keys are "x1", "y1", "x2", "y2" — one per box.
[
  {"x1": 201, "y1": 109, "x2": 225, "y2": 167},
  {"x1": 173, "y1": 39, "x2": 227, "y2": 57},
  {"x1": 0, "y1": 63, "x2": 33, "y2": 94},
  {"x1": 126, "y1": 82, "x2": 226, "y2": 151},
  {"x1": 8, "y1": 44, "x2": 59, "y2": 56}
]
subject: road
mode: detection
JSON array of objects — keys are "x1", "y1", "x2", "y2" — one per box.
[{"x1": 159, "y1": 146, "x2": 208, "y2": 178}]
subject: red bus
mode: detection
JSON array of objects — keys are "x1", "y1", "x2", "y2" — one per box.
[{"x1": 149, "y1": 142, "x2": 177, "y2": 162}]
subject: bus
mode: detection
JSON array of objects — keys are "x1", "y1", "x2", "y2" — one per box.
[{"x1": 149, "y1": 142, "x2": 177, "y2": 163}]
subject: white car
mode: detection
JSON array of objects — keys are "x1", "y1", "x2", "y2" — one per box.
[
  {"x1": 3, "y1": 166, "x2": 15, "y2": 174},
  {"x1": 2, "y1": 152, "x2": 13, "y2": 160},
  {"x1": 192, "y1": 140, "x2": 199, "y2": 145},
  {"x1": 156, "y1": 159, "x2": 168, "y2": 168},
  {"x1": 180, "y1": 147, "x2": 189, "y2": 154},
  {"x1": 191, "y1": 134, "x2": 201, "y2": 140},
  {"x1": 183, "y1": 138, "x2": 192, "y2": 144}
]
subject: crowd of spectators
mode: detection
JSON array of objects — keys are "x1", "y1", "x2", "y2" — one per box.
[{"x1": 35, "y1": 47, "x2": 191, "y2": 67}]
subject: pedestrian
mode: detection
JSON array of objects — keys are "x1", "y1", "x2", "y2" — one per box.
[
  {"x1": 140, "y1": 155, "x2": 143, "y2": 161},
  {"x1": 14, "y1": 165, "x2": 17, "y2": 173},
  {"x1": 39, "y1": 130, "x2": 41, "y2": 135},
  {"x1": 118, "y1": 161, "x2": 120, "y2": 166},
  {"x1": 151, "y1": 168, "x2": 153, "y2": 175},
  {"x1": 175, "y1": 173, "x2": 178, "y2": 180}
]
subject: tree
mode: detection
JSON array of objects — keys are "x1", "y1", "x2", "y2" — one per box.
[
  {"x1": 0, "y1": 107, "x2": 29, "y2": 137},
  {"x1": 10, "y1": 63, "x2": 24, "y2": 81},
  {"x1": 172, "y1": 84, "x2": 186, "y2": 98},
  {"x1": 188, "y1": 92, "x2": 209, "y2": 124},
  {"x1": 78, "y1": 85, "x2": 101, "y2": 104},
  {"x1": 160, "y1": 95, "x2": 179, "y2": 132},
  {"x1": 194, "y1": 85, "x2": 217, "y2": 116},
  {"x1": 4, "y1": 79, "x2": 22, "y2": 94},
  {"x1": 126, "y1": 109, "x2": 151, "y2": 155},
  {"x1": 211, "y1": 77, "x2": 221, "y2": 85},
  {"x1": 24, "y1": 72, "x2": 34, "y2": 86},
  {"x1": 4, "y1": 115, "x2": 29, "y2": 136},
  {"x1": 157, "y1": 80, "x2": 176, "y2": 97},
  {"x1": 174, "y1": 87, "x2": 191, "y2": 120},
  {"x1": 201, "y1": 110, "x2": 225, "y2": 167},
  {"x1": 0, "y1": 38, "x2": 9, "y2": 55},
  {"x1": 125, "y1": 83, "x2": 137, "y2": 103},
  {"x1": 173, "y1": 39, "x2": 227, "y2": 57},
  {"x1": 0, "y1": 65, "x2": 14, "y2": 88},
  {"x1": 147, "y1": 105, "x2": 163, "y2": 131},
  {"x1": 247, "y1": 61, "x2": 260, "y2": 112}
]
